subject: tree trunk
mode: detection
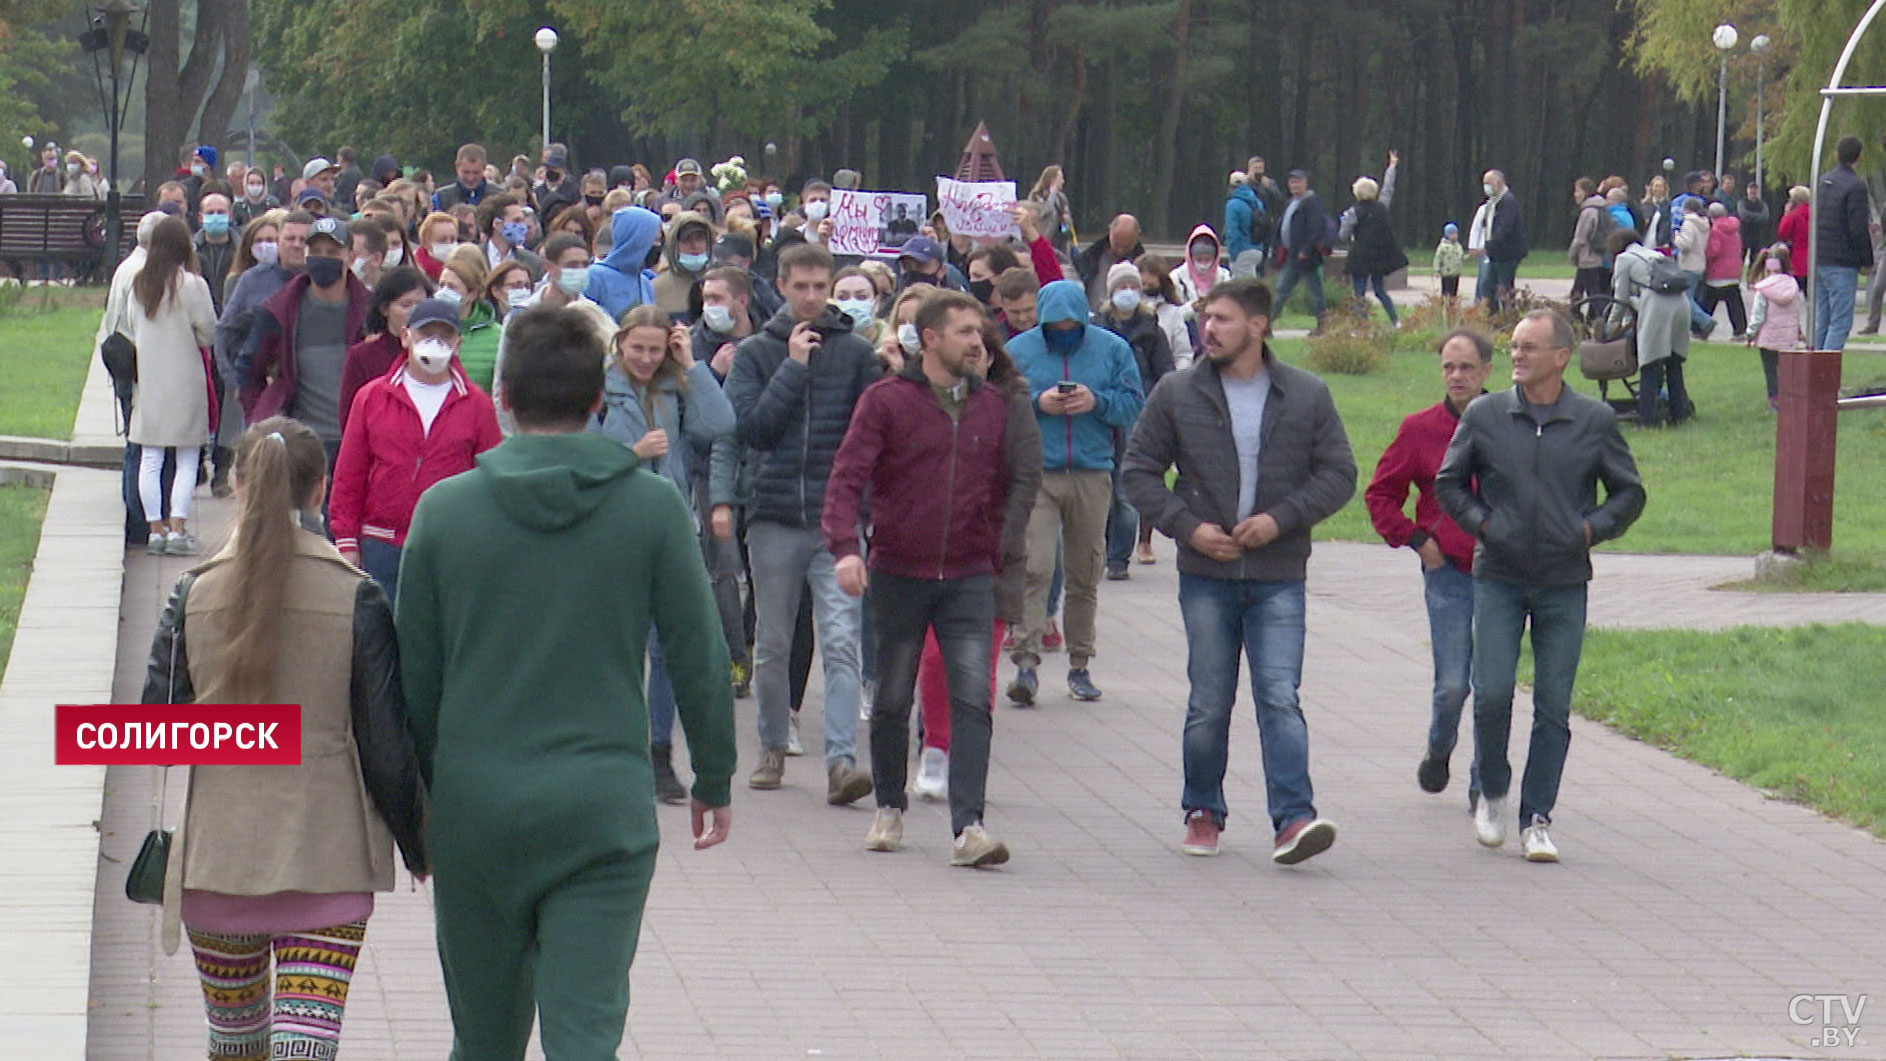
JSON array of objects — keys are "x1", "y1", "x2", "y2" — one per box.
[
  {"x1": 143, "y1": 0, "x2": 181, "y2": 194},
  {"x1": 198, "y1": 0, "x2": 251, "y2": 154},
  {"x1": 1149, "y1": 0, "x2": 1192, "y2": 238}
]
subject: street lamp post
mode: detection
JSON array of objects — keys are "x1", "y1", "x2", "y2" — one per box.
[
  {"x1": 1752, "y1": 33, "x2": 1773, "y2": 191},
  {"x1": 1714, "y1": 23, "x2": 1739, "y2": 184},
  {"x1": 80, "y1": 0, "x2": 148, "y2": 278},
  {"x1": 535, "y1": 27, "x2": 559, "y2": 153}
]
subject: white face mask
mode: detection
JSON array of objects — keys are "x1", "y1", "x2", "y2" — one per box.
[
  {"x1": 837, "y1": 298, "x2": 875, "y2": 329},
  {"x1": 430, "y1": 242, "x2": 455, "y2": 261},
  {"x1": 804, "y1": 200, "x2": 829, "y2": 222},
  {"x1": 702, "y1": 303, "x2": 736, "y2": 334},
  {"x1": 411, "y1": 337, "x2": 453, "y2": 374},
  {"x1": 66, "y1": 162, "x2": 80, "y2": 175},
  {"x1": 253, "y1": 240, "x2": 279, "y2": 264},
  {"x1": 351, "y1": 258, "x2": 371, "y2": 280},
  {"x1": 1111, "y1": 288, "x2": 1142, "y2": 313},
  {"x1": 384, "y1": 245, "x2": 404, "y2": 268},
  {"x1": 1483, "y1": 182, "x2": 1496, "y2": 198},
  {"x1": 555, "y1": 265, "x2": 591, "y2": 298},
  {"x1": 246, "y1": 182, "x2": 267, "y2": 199},
  {"x1": 897, "y1": 322, "x2": 921, "y2": 355},
  {"x1": 434, "y1": 287, "x2": 463, "y2": 305}
]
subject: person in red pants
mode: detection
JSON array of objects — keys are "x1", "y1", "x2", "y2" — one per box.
[{"x1": 911, "y1": 316, "x2": 1036, "y2": 800}]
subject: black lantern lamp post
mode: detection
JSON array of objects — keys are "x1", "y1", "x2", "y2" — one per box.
[{"x1": 79, "y1": 0, "x2": 148, "y2": 277}]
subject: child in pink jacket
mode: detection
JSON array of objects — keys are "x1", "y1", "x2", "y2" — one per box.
[{"x1": 1747, "y1": 242, "x2": 1806, "y2": 411}]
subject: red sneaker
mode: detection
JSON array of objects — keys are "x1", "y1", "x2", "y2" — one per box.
[
  {"x1": 1042, "y1": 618, "x2": 1064, "y2": 652},
  {"x1": 1272, "y1": 817, "x2": 1337, "y2": 865},
  {"x1": 1181, "y1": 810, "x2": 1220, "y2": 856},
  {"x1": 1002, "y1": 626, "x2": 1018, "y2": 652}
]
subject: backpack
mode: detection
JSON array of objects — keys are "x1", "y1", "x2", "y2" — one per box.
[
  {"x1": 1584, "y1": 203, "x2": 1616, "y2": 255},
  {"x1": 1645, "y1": 252, "x2": 1691, "y2": 294},
  {"x1": 1248, "y1": 194, "x2": 1272, "y2": 247}
]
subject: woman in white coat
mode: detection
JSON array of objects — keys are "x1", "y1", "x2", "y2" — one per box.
[{"x1": 119, "y1": 215, "x2": 217, "y2": 553}]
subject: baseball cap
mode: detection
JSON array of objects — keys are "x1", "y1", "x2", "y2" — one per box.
[
  {"x1": 407, "y1": 298, "x2": 463, "y2": 334},
  {"x1": 897, "y1": 235, "x2": 944, "y2": 265},
  {"x1": 194, "y1": 145, "x2": 218, "y2": 169},
  {"x1": 714, "y1": 233, "x2": 755, "y2": 262},
  {"x1": 675, "y1": 158, "x2": 703, "y2": 176},
  {"x1": 302, "y1": 157, "x2": 340, "y2": 181},
  {"x1": 545, "y1": 151, "x2": 569, "y2": 173},
  {"x1": 1287, "y1": 168, "x2": 1309, "y2": 180},
  {"x1": 296, "y1": 186, "x2": 329, "y2": 205},
  {"x1": 306, "y1": 216, "x2": 348, "y2": 248}
]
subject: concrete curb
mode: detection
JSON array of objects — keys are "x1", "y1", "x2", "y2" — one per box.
[
  {"x1": 0, "y1": 343, "x2": 126, "y2": 1058},
  {"x1": 0, "y1": 435, "x2": 121, "y2": 469}
]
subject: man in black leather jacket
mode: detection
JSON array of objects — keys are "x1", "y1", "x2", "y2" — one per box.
[{"x1": 1436, "y1": 309, "x2": 1644, "y2": 864}]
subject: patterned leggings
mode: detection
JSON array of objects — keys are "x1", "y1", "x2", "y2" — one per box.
[{"x1": 187, "y1": 921, "x2": 367, "y2": 1061}]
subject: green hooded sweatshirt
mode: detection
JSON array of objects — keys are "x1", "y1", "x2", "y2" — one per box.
[{"x1": 397, "y1": 432, "x2": 736, "y2": 872}]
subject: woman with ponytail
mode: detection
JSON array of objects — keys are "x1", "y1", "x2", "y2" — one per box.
[{"x1": 141, "y1": 417, "x2": 427, "y2": 1061}]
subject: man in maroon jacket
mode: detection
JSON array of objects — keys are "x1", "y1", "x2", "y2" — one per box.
[
  {"x1": 824, "y1": 289, "x2": 1041, "y2": 868},
  {"x1": 1364, "y1": 328, "x2": 1493, "y2": 807}
]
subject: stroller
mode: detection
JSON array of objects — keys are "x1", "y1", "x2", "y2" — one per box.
[{"x1": 1572, "y1": 295, "x2": 1638, "y2": 419}]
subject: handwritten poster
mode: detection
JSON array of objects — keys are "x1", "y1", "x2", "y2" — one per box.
[
  {"x1": 936, "y1": 177, "x2": 1019, "y2": 240},
  {"x1": 828, "y1": 190, "x2": 931, "y2": 256}
]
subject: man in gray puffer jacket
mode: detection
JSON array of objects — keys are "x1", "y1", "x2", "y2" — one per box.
[{"x1": 723, "y1": 242, "x2": 881, "y2": 801}]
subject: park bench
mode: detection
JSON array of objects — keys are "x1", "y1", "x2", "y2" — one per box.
[{"x1": 0, "y1": 192, "x2": 143, "y2": 284}]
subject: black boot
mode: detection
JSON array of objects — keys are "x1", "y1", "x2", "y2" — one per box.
[
  {"x1": 652, "y1": 743, "x2": 687, "y2": 805},
  {"x1": 211, "y1": 446, "x2": 233, "y2": 498}
]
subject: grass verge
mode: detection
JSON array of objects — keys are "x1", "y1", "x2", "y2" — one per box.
[
  {"x1": 1269, "y1": 336, "x2": 1886, "y2": 557},
  {"x1": 1718, "y1": 549, "x2": 1886, "y2": 593},
  {"x1": 1528, "y1": 624, "x2": 1886, "y2": 837},
  {"x1": 0, "y1": 289, "x2": 106, "y2": 440},
  {"x1": 0, "y1": 484, "x2": 51, "y2": 682}
]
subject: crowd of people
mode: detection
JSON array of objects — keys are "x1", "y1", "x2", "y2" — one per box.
[{"x1": 97, "y1": 134, "x2": 1663, "y2": 1060}]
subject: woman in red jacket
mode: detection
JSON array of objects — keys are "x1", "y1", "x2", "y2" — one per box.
[
  {"x1": 330, "y1": 296, "x2": 501, "y2": 604},
  {"x1": 1775, "y1": 185, "x2": 1812, "y2": 285}
]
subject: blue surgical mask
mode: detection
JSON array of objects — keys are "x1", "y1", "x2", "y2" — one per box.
[
  {"x1": 500, "y1": 220, "x2": 530, "y2": 246},
  {"x1": 837, "y1": 298, "x2": 875, "y2": 329},
  {"x1": 1110, "y1": 288, "x2": 1142, "y2": 313},
  {"x1": 555, "y1": 264, "x2": 590, "y2": 297},
  {"x1": 764, "y1": 191, "x2": 784, "y2": 208},
  {"x1": 201, "y1": 213, "x2": 231, "y2": 236},
  {"x1": 1044, "y1": 324, "x2": 1082, "y2": 353},
  {"x1": 702, "y1": 304, "x2": 737, "y2": 334},
  {"x1": 679, "y1": 252, "x2": 710, "y2": 273}
]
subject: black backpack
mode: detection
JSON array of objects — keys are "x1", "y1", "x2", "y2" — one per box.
[
  {"x1": 100, "y1": 333, "x2": 137, "y2": 402},
  {"x1": 1645, "y1": 252, "x2": 1691, "y2": 294}
]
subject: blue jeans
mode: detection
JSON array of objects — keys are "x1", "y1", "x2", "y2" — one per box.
[
  {"x1": 1177, "y1": 574, "x2": 1315, "y2": 832},
  {"x1": 1480, "y1": 258, "x2": 1519, "y2": 311},
  {"x1": 1815, "y1": 264, "x2": 1859, "y2": 350},
  {"x1": 747, "y1": 520, "x2": 863, "y2": 764},
  {"x1": 359, "y1": 538, "x2": 402, "y2": 611},
  {"x1": 1471, "y1": 578, "x2": 1588, "y2": 827},
  {"x1": 1423, "y1": 563, "x2": 1479, "y2": 793},
  {"x1": 1272, "y1": 257, "x2": 1326, "y2": 320},
  {"x1": 1351, "y1": 272, "x2": 1398, "y2": 325},
  {"x1": 647, "y1": 632, "x2": 677, "y2": 746},
  {"x1": 1104, "y1": 437, "x2": 1137, "y2": 568},
  {"x1": 1683, "y1": 270, "x2": 1714, "y2": 334}
]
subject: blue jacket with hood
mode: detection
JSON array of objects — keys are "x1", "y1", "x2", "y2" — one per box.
[
  {"x1": 1006, "y1": 280, "x2": 1144, "y2": 473},
  {"x1": 1224, "y1": 183, "x2": 1264, "y2": 260},
  {"x1": 587, "y1": 207, "x2": 661, "y2": 322}
]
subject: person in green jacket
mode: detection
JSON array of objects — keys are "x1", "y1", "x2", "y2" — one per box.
[{"x1": 396, "y1": 303, "x2": 737, "y2": 1060}]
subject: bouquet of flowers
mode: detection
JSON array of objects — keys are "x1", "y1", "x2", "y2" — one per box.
[{"x1": 711, "y1": 156, "x2": 748, "y2": 195}]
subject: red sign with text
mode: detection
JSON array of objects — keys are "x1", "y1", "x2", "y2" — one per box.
[{"x1": 55, "y1": 705, "x2": 303, "y2": 765}]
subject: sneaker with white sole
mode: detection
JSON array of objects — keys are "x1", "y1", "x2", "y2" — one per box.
[
  {"x1": 1474, "y1": 794, "x2": 1507, "y2": 848},
  {"x1": 1271, "y1": 817, "x2": 1337, "y2": 865},
  {"x1": 165, "y1": 532, "x2": 199, "y2": 556},
  {"x1": 912, "y1": 746, "x2": 948, "y2": 802},
  {"x1": 950, "y1": 823, "x2": 1010, "y2": 868},
  {"x1": 785, "y1": 715, "x2": 805, "y2": 757},
  {"x1": 1522, "y1": 815, "x2": 1559, "y2": 862},
  {"x1": 1181, "y1": 810, "x2": 1220, "y2": 856},
  {"x1": 864, "y1": 808, "x2": 903, "y2": 852}
]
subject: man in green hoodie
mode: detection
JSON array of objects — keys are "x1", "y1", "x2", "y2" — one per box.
[{"x1": 397, "y1": 304, "x2": 737, "y2": 1059}]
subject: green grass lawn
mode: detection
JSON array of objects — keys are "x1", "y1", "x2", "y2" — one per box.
[
  {"x1": 1527, "y1": 624, "x2": 1886, "y2": 837},
  {"x1": 1273, "y1": 336, "x2": 1886, "y2": 557},
  {"x1": 0, "y1": 484, "x2": 50, "y2": 682},
  {"x1": 0, "y1": 288, "x2": 106, "y2": 440}
]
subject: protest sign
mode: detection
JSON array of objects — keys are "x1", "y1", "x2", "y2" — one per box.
[
  {"x1": 936, "y1": 177, "x2": 1019, "y2": 240},
  {"x1": 829, "y1": 190, "x2": 931, "y2": 256}
]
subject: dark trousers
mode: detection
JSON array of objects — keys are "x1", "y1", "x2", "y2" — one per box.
[
  {"x1": 1569, "y1": 266, "x2": 1609, "y2": 304},
  {"x1": 1700, "y1": 283, "x2": 1748, "y2": 336},
  {"x1": 1759, "y1": 347, "x2": 1781, "y2": 399},
  {"x1": 868, "y1": 572, "x2": 995, "y2": 835},
  {"x1": 1471, "y1": 578, "x2": 1587, "y2": 827},
  {"x1": 359, "y1": 538, "x2": 401, "y2": 610},
  {"x1": 1440, "y1": 275, "x2": 1460, "y2": 298},
  {"x1": 1639, "y1": 356, "x2": 1691, "y2": 426}
]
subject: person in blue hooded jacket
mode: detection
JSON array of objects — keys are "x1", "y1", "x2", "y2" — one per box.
[
  {"x1": 587, "y1": 206, "x2": 663, "y2": 322},
  {"x1": 1004, "y1": 279, "x2": 1144, "y2": 705},
  {"x1": 1224, "y1": 177, "x2": 1267, "y2": 277}
]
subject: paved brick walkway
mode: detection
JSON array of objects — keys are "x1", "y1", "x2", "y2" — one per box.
[{"x1": 88, "y1": 502, "x2": 1886, "y2": 1060}]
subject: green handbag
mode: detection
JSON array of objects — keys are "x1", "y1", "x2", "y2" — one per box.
[{"x1": 125, "y1": 822, "x2": 170, "y2": 905}]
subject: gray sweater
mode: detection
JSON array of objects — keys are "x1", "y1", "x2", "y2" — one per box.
[{"x1": 1123, "y1": 352, "x2": 1356, "y2": 582}]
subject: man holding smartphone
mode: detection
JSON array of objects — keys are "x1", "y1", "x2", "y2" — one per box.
[
  {"x1": 725, "y1": 242, "x2": 883, "y2": 799},
  {"x1": 1004, "y1": 278, "x2": 1145, "y2": 705}
]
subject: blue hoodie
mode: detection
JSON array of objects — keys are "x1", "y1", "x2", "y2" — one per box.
[
  {"x1": 587, "y1": 207, "x2": 661, "y2": 321},
  {"x1": 1224, "y1": 184, "x2": 1264, "y2": 260},
  {"x1": 1006, "y1": 280, "x2": 1144, "y2": 473}
]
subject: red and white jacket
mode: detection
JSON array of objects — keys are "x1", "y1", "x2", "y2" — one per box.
[{"x1": 329, "y1": 359, "x2": 502, "y2": 554}]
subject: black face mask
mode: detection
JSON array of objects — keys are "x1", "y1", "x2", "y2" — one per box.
[
  {"x1": 903, "y1": 268, "x2": 937, "y2": 287},
  {"x1": 969, "y1": 278, "x2": 995, "y2": 303},
  {"x1": 584, "y1": 193, "x2": 604, "y2": 206},
  {"x1": 305, "y1": 255, "x2": 345, "y2": 287}
]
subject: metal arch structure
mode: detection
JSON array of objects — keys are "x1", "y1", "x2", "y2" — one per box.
[{"x1": 1807, "y1": 0, "x2": 1886, "y2": 343}]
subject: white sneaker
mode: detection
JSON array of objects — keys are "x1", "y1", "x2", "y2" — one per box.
[
  {"x1": 864, "y1": 807, "x2": 903, "y2": 852},
  {"x1": 1474, "y1": 794, "x2": 1508, "y2": 848},
  {"x1": 950, "y1": 823, "x2": 1010, "y2": 868},
  {"x1": 1522, "y1": 816, "x2": 1559, "y2": 862},
  {"x1": 785, "y1": 715, "x2": 805, "y2": 757},
  {"x1": 912, "y1": 747, "x2": 948, "y2": 802}
]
